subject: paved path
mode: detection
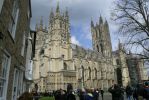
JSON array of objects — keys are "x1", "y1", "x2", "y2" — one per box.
[{"x1": 76, "y1": 92, "x2": 127, "y2": 100}]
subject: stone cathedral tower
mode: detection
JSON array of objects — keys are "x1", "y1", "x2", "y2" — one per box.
[
  {"x1": 33, "y1": 4, "x2": 77, "y2": 91},
  {"x1": 91, "y1": 16, "x2": 112, "y2": 57}
]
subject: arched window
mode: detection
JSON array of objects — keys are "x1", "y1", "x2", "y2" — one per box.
[
  {"x1": 74, "y1": 66, "x2": 77, "y2": 71},
  {"x1": 95, "y1": 68, "x2": 97, "y2": 79},
  {"x1": 64, "y1": 62, "x2": 67, "y2": 70},
  {"x1": 89, "y1": 67, "x2": 91, "y2": 79},
  {"x1": 97, "y1": 45, "x2": 99, "y2": 52},
  {"x1": 116, "y1": 59, "x2": 120, "y2": 65},
  {"x1": 100, "y1": 44, "x2": 103, "y2": 54},
  {"x1": 81, "y1": 66, "x2": 84, "y2": 81}
]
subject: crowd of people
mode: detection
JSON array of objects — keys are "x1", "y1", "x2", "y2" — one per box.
[
  {"x1": 53, "y1": 88, "x2": 104, "y2": 100},
  {"x1": 108, "y1": 82, "x2": 149, "y2": 100},
  {"x1": 17, "y1": 81, "x2": 149, "y2": 100}
]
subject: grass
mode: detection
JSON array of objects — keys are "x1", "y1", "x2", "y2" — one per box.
[{"x1": 39, "y1": 96, "x2": 55, "y2": 100}]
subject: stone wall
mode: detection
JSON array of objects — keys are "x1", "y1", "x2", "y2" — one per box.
[{"x1": 0, "y1": 0, "x2": 31, "y2": 99}]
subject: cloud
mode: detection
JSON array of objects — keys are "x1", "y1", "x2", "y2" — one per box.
[
  {"x1": 71, "y1": 36, "x2": 81, "y2": 46},
  {"x1": 82, "y1": 26, "x2": 92, "y2": 40}
]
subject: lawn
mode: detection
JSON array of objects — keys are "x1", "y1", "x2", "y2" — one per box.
[{"x1": 39, "y1": 96, "x2": 55, "y2": 100}]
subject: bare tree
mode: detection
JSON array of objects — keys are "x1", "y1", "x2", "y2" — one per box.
[{"x1": 112, "y1": 0, "x2": 149, "y2": 62}]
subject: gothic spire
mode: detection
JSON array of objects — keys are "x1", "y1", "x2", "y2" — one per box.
[
  {"x1": 99, "y1": 15, "x2": 103, "y2": 24},
  {"x1": 104, "y1": 19, "x2": 109, "y2": 32},
  {"x1": 56, "y1": 2, "x2": 60, "y2": 13},
  {"x1": 91, "y1": 18, "x2": 94, "y2": 27},
  {"x1": 65, "y1": 7, "x2": 69, "y2": 17},
  {"x1": 50, "y1": 8, "x2": 54, "y2": 18},
  {"x1": 118, "y1": 39, "x2": 123, "y2": 50},
  {"x1": 65, "y1": 7, "x2": 69, "y2": 21},
  {"x1": 39, "y1": 16, "x2": 43, "y2": 30},
  {"x1": 105, "y1": 19, "x2": 109, "y2": 27}
]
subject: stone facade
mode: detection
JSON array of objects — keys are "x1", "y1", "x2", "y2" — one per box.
[
  {"x1": 126, "y1": 54, "x2": 148, "y2": 85},
  {"x1": 112, "y1": 43, "x2": 131, "y2": 87},
  {"x1": 0, "y1": 0, "x2": 33, "y2": 100},
  {"x1": 113, "y1": 42, "x2": 148, "y2": 87},
  {"x1": 33, "y1": 4, "x2": 115, "y2": 92}
]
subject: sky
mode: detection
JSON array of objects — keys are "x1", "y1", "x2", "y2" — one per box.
[{"x1": 30, "y1": 0, "x2": 120, "y2": 50}]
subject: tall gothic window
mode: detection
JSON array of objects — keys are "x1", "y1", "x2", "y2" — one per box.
[
  {"x1": 74, "y1": 66, "x2": 77, "y2": 71},
  {"x1": 81, "y1": 66, "x2": 84, "y2": 81},
  {"x1": 100, "y1": 44, "x2": 103, "y2": 54},
  {"x1": 97, "y1": 45, "x2": 99, "y2": 52},
  {"x1": 95, "y1": 68, "x2": 97, "y2": 79},
  {"x1": 88, "y1": 67, "x2": 91, "y2": 79},
  {"x1": 64, "y1": 63, "x2": 67, "y2": 70},
  {"x1": 116, "y1": 59, "x2": 120, "y2": 65}
]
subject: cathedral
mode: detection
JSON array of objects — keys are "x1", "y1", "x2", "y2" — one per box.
[{"x1": 33, "y1": 4, "x2": 148, "y2": 92}]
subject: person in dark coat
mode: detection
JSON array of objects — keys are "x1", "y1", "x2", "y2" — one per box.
[
  {"x1": 79, "y1": 89, "x2": 86, "y2": 100},
  {"x1": 85, "y1": 89, "x2": 94, "y2": 100},
  {"x1": 100, "y1": 88, "x2": 104, "y2": 100},
  {"x1": 66, "y1": 90, "x2": 76, "y2": 100},
  {"x1": 54, "y1": 90, "x2": 61, "y2": 100},
  {"x1": 61, "y1": 90, "x2": 67, "y2": 100},
  {"x1": 93, "y1": 89, "x2": 99, "y2": 100},
  {"x1": 108, "y1": 84, "x2": 123, "y2": 100},
  {"x1": 125, "y1": 85, "x2": 133, "y2": 100},
  {"x1": 143, "y1": 82, "x2": 149, "y2": 100}
]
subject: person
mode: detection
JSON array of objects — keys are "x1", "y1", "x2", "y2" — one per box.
[
  {"x1": 33, "y1": 91, "x2": 40, "y2": 100},
  {"x1": 85, "y1": 89, "x2": 94, "y2": 100},
  {"x1": 143, "y1": 82, "x2": 149, "y2": 100},
  {"x1": 66, "y1": 90, "x2": 76, "y2": 100},
  {"x1": 18, "y1": 92, "x2": 33, "y2": 100},
  {"x1": 133, "y1": 86, "x2": 138, "y2": 100},
  {"x1": 108, "y1": 84, "x2": 123, "y2": 100},
  {"x1": 54, "y1": 90, "x2": 61, "y2": 100},
  {"x1": 125, "y1": 85, "x2": 133, "y2": 100},
  {"x1": 133, "y1": 83, "x2": 145, "y2": 100},
  {"x1": 78, "y1": 88, "x2": 86, "y2": 100},
  {"x1": 61, "y1": 89, "x2": 67, "y2": 100},
  {"x1": 92, "y1": 89, "x2": 99, "y2": 100},
  {"x1": 100, "y1": 88, "x2": 104, "y2": 100},
  {"x1": 120, "y1": 85, "x2": 125, "y2": 100}
]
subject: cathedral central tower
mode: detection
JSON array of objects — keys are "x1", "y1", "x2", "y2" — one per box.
[
  {"x1": 91, "y1": 16, "x2": 112, "y2": 57},
  {"x1": 49, "y1": 4, "x2": 71, "y2": 44}
]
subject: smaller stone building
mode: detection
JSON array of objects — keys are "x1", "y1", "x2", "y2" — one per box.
[{"x1": 113, "y1": 42, "x2": 148, "y2": 87}]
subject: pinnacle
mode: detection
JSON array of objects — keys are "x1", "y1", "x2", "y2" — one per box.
[
  {"x1": 56, "y1": 1, "x2": 60, "y2": 13},
  {"x1": 99, "y1": 15, "x2": 103, "y2": 24}
]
